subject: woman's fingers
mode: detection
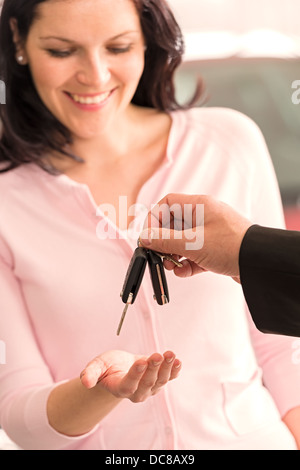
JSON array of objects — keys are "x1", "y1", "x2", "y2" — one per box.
[
  {"x1": 131, "y1": 351, "x2": 181, "y2": 402},
  {"x1": 150, "y1": 351, "x2": 175, "y2": 392},
  {"x1": 117, "y1": 359, "x2": 149, "y2": 397},
  {"x1": 169, "y1": 358, "x2": 182, "y2": 380},
  {"x1": 151, "y1": 352, "x2": 182, "y2": 391},
  {"x1": 80, "y1": 350, "x2": 182, "y2": 401},
  {"x1": 132, "y1": 353, "x2": 164, "y2": 401}
]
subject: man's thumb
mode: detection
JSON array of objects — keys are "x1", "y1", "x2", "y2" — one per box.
[{"x1": 139, "y1": 228, "x2": 186, "y2": 255}]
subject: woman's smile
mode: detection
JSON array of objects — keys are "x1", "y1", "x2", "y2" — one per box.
[{"x1": 63, "y1": 88, "x2": 116, "y2": 111}]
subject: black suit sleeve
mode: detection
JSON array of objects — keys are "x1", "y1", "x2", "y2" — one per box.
[{"x1": 239, "y1": 224, "x2": 300, "y2": 337}]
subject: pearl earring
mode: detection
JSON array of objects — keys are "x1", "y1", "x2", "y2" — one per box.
[{"x1": 17, "y1": 55, "x2": 24, "y2": 64}]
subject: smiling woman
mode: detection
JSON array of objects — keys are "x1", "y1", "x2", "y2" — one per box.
[
  {"x1": 0, "y1": 0, "x2": 187, "y2": 173},
  {"x1": 15, "y1": 0, "x2": 146, "y2": 142}
]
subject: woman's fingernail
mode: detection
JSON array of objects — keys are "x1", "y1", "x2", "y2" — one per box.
[
  {"x1": 80, "y1": 370, "x2": 86, "y2": 379},
  {"x1": 165, "y1": 355, "x2": 174, "y2": 364},
  {"x1": 136, "y1": 363, "x2": 147, "y2": 373},
  {"x1": 152, "y1": 360, "x2": 162, "y2": 367}
]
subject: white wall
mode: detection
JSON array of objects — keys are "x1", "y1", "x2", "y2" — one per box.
[{"x1": 169, "y1": 0, "x2": 300, "y2": 37}]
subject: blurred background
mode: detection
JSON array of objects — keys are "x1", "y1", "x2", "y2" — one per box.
[
  {"x1": 170, "y1": 0, "x2": 299, "y2": 35},
  {"x1": 170, "y1": 0, "x2": 300, "y2": 229}
]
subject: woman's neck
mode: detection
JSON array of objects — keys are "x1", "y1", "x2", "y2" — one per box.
[{"x1": 50, "y1": 105, "x2": 163, "y2": 174}]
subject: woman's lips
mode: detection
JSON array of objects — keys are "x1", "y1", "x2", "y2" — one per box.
[{"x1": 64, "y1": 89, "x2": 114, "y2": 110}]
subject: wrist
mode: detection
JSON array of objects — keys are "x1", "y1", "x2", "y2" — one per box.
[{"x1": 47, "y1": 378, "x2": 121, "y2": 437}]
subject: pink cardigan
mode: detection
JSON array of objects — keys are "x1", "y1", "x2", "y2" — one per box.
[{"x1": 0, "y1": 108, "x2": 299, "y2": 450}]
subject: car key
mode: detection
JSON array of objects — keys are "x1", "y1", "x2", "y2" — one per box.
[
  {"x1": 117, "y1": 247, "x2": 148, "y2": 335},
  {"x1": 154, "y1": 251, "x2": 183, "y2": 268},
  {"x1": 147, "y1": 250, "x2": 170, "y2": 305}
]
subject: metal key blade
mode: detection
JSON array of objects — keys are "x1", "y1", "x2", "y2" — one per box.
[
  {"x1": 151, "y1": 250, "x2": 183, "y2": 268},
  {"x1": 155, "y1": 264, "x2": 168, "y2": 305},
  {"x1": 117, "y1": 292, "x2": 133, "y2": 336},
  {"x1": 160, "y1": 253, "x2": 183, "y2": 268},
  {"x1": 147, "y1": 250, "x2": 170, "y2": 306}
]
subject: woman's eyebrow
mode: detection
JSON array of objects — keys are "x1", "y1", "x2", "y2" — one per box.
[{"x1": 39, "y1": 30, "x2": 140, "y2": 43}]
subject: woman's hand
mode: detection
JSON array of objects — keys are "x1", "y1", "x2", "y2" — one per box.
[
  {"x1": 48, "y1": 350, "x2": 181, "y2": 437},
  {"x1": 80, "y1": 350, "x2": 181, "y2": 403}
]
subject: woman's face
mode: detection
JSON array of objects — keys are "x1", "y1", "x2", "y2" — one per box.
[{"x1": 18, "y1": 0, "x2": 146, "y2": 139}]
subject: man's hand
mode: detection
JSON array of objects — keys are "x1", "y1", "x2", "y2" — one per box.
[{"x1": 139, "y1": 194, "x2": 252, "y2": 280}]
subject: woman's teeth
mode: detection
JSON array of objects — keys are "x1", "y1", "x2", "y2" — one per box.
[{"x1": 70, "y1": 92, "x2": 110, "y2": 104}]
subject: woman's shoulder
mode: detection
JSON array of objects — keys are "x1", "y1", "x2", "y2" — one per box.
[
  {"x1": 173, "y1": 106, "x2": 264, "y2": 142},
  {"x1": 171, "y1": 107, "x2": 269, "y2": 168},
  {"x1": 0, "y1": 163, "x2": 28, "y2": 186},
  {"x1": 0, "y1": 164, "x2": 37, "y2": 208},
  {"x1": 169, "y1": 107, "x2": 272, "y2": 179}
]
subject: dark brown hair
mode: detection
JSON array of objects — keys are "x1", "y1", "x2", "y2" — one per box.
[{"x1": 0, "y1": 0, "x2": 199, "y2": 173}]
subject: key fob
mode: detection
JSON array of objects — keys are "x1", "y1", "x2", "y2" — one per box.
[
  {"x1": 120, "y1": 247, "x2": 148, "y2": 304},
  {"x1": 147, "y1": 250, "x2": 170, "y2": 305}
]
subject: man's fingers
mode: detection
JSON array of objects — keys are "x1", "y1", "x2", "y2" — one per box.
[
  {"x1": 139, "y1": 228, "x2": 193, "y2": 257},
  {"x1": 173, "y1": 259, "x2": 206, "y2": 278}
]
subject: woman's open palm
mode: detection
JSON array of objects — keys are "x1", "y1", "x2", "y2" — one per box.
[{"x1": 80, "y1": 350, "x2": 181, "y2": 403}]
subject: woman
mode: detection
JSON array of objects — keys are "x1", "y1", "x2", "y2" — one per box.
[{"x1": 0, "y1": 0, "x2": 299, "y2": 450}]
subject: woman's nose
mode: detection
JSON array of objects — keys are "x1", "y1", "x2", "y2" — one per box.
[{"x1": 76, "y1": 52, "x2": 111, "y2": 86}]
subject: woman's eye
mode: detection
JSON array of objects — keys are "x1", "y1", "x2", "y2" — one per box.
[
  {"x1": 45, "y1": 45, "x2": 133, "y2": 58},
  {"x1": 46, "y1": 49, "x2": 73, "y2": 58},
  {"x1": 108, "y1": 45, "x2": 132, "y2": 55}
]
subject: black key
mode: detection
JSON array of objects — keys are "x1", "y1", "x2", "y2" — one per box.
[
  {"x1": 117, "y1": 247, "x2": 148, "y2": 335},
  {"x1": 147, "y1": 250, "x2": 170, "y2": 306}
]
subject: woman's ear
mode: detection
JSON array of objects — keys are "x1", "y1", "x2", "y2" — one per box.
[
  {"x1": 9, "y1": 17, "x2": 28, "y2": 65},
  {"x1": 9, "y1": 18, "x2": 21, "y2": 46}
]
